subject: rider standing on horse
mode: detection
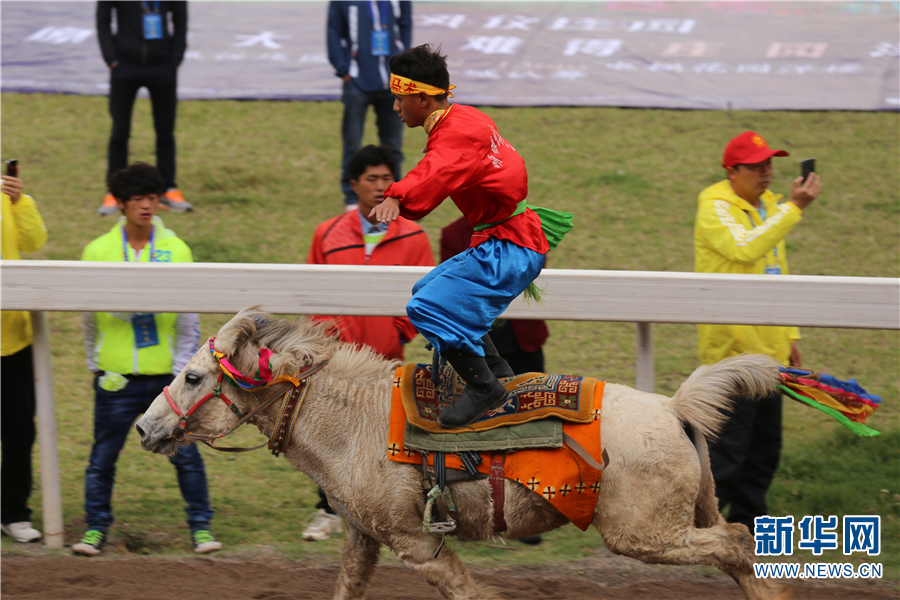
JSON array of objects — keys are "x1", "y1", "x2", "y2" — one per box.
[{"x1": 371, "y1": 44, "x2": 568, "y2": 429}]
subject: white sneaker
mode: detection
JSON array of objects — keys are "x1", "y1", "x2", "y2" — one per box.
[
  {"x1": 302, "y1": 509, "x2": 342, "y2": 541},
  {"x1": 1, "y1": 521, "x2": 42, "y2": 543}
]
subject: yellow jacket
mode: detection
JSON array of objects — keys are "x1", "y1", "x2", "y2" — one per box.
[
  {"x1": 1, "y1": 191, "x2": 48, "y2": 356},
  {"x1": 694, "y1": 180, "x2": 801, "y2": 365}
]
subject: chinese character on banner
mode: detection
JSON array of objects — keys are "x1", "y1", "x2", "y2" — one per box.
[
  {"x1": 25, "y1": 26, "x2": 93, "y2": 45},
  {"x1": 737, "y1": 63, "x2": 771, "y2": 74},
  {"x1": 563, "y1": 38, "x2": 623, "y2": 57},
  {"x1": 870, "y1": 42, "x2": 900, "y2": 58},
  {"x1": 484, "y1": 15, "x2": 540, "y2": 31},
  {"x1": 692, "y1": 62, "x2": 729, "y2": 74},
  {"x1": 465, "y1": 68, "x2": 501, "y2": 80},
  {"x1": 647, "y1": 62, "x2": 684, "y2": 72},
  {"x1": 552, "y1": 70, "x2": 588, "y2": 80},
  {"x1": 417, "y1": 14, "x2": 466, "y2": 30},
  {"x1": 843, "y1": 516, "x2": 881, "y2": 556},
  {"x1": 798, "y1": 516, "x2": 839, "y2": 555},
  {"x1": 605, "y1": 61, "x2": 638, "y2": 71},
  {"x1": 766, "y1": 43, "x2": 827, "y2": 59},
  {"x1": 754, "y1": 516, "x2": 794, "y2": 556},
  {"x1": 233, "y1": 32, "x2": 291, "y2": 49},
  {"x1": 778, "y1": 64, "x2": 815, "y2": 75},
  {"x1": 460, "y1": 36, "x2": 523, "y2": 55},
  {"x1": 662, "y1": 42, "x2": 721, "y2": 58},
  {"x1": 824, "y1": 63, "x2": 862, "y2": 74},
  {"x1": 508, "y1": 70, "x2": 543, "y2": 79},
  {"x1": 549, "y1": 17, "x2": 616, "y2": 32},
  {"x1": 627, "y1": 19, "x2": 696, "y2": 34}
]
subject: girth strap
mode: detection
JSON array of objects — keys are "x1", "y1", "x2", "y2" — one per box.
[
  {"x1": 490, "y1": 453, "x2": 507, "y2": 533},
  {"x1": 563, "y1": 432, "x2": 608, "y2": 472}
]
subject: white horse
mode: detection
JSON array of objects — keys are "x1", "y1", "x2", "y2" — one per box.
[{"x1": 136, "y1": 307, "x2": 787, "y2": 600}]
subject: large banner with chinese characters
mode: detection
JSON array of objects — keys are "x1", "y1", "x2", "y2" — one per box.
[{"x1": 2, "y1": 1, "x2": 897, "y2": 110}]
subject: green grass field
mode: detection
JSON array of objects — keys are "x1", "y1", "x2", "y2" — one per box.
[{"x1": 1, "y1": 93, "x2": 898, "y2": 577}]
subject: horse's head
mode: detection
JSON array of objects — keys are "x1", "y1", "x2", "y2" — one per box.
[{"x1": 136, "y1": 307, "x2": 339, "y2": 455}]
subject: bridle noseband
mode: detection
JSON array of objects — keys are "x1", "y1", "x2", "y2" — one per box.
[{"x1": 162, "y1": 337, "x2": 329, "y2": 453}]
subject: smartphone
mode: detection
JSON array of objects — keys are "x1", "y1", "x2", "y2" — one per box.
[
  {"x1": 4, "y1": 159, "x2": 17, "y2": 178},
  {"x1": 800, "y1": 158, "x2": 815, "y2": 183}
]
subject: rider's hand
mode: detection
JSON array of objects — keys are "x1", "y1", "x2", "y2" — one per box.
[
  {"x1": 370, "y1": 196, "x2": 400, "y2": 224},
  {"x1": 0, "y1": 175, "x2": 23, "y2": 204}
]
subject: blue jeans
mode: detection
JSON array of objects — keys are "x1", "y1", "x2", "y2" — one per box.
[
  {"x1": 84, "y1": 374, "x2": 214, "y2": 533},
  {"x1": 341, "y1": 79, "x2": 403, "y2": 205}
]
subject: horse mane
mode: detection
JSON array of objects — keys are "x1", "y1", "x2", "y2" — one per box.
[{"x1": 214, "y1": 306, "x2": 398, "y2": 384}]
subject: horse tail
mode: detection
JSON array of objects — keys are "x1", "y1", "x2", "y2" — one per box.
[
  {"x1": 669, "y1": 354, "x2": 781, "y2": 528},
  {"x1": 668, "y1": 353, "x2": 782, "y2": 442}
]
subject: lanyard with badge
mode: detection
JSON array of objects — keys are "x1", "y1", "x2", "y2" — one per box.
[
  {"x1": 745, "y1": 204, "x2": 781, "y2": 275},
  {"x1": 369, "y1": 1, "x2": 390, "y2": 56},
  {"x1": 142, "y1": 1, "x2": 163, "y2": 40},
  {"x1": 122, "y1": 226, "x2": 160, "y2": 348}
]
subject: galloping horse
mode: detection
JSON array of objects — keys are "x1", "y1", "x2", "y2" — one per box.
[{"x1": 136, "y1": 307, "x2": 786, "y2": 600}]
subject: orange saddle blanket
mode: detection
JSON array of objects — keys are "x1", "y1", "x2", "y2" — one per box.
[{"x1": 387, "y1": 365, "x2": 605, "y2": 531}]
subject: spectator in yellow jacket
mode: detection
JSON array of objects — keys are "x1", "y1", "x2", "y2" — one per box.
[
  {"x1": 1, "y1": 172, "x2": 48, "y2": 543},
  {"x1": 693, "y1": 130, "x2": 820, "y2": 532}
]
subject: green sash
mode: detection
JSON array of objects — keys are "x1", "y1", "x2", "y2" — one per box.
[{"x1": 474, "y1": 201, "x2": 573, "y2": 251}]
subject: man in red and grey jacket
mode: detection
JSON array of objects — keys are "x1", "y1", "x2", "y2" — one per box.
[{"x1": 303, "y1": 145, "x2": 434, "y2": 541}]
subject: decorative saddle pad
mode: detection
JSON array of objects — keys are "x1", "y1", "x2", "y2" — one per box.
[
  {"x1": 399, "y1": 362, "x2": 602, "y2": 434},
  {"x1": 388, "y1": 366, "x2": 605, "y2": 531}
]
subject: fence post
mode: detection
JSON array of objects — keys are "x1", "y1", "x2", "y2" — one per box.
[
  {"x1": 636, "y1": 322, "x2": 654, "y2": 393},
  {"x1": 30, "y1": 311, "x2": 64, "y2": 549}
]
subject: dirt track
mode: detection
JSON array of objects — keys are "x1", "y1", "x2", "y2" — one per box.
[{"x1": 2, "y1": 546, "x2": 896, "y2": 600}]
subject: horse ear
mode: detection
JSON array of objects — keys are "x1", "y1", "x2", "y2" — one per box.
[{"x1": 215, "y1": 306, "x2": 270, "y2": 357}]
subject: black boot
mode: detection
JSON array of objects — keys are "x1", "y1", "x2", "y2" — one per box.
[
  {"x1": 482, "y1": 333, "x2": 515, "y2": 378},
  {"x1": 438, "y1": 349, "x2": 508, "y2": 429}
]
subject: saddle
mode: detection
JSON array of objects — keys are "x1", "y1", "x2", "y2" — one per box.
[{"x1": 388, "y1": 363, "x2": 607, "y2": 533}]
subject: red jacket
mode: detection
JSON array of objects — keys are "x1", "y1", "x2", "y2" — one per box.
[
  {"x1": 307, "y1": 210, "x2": 434, "y2": 360},
  {"x1": 385, "y1": 104, "x2": 548, "y2": 255}
]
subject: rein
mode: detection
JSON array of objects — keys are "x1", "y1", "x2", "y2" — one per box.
[{"x1": 163, "y1": 337, "x2": 329, "y2": 453}]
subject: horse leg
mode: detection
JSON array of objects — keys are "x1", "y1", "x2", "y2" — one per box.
[
  {"x1": 597, "y1": 497, "x2": 788, "y2": 600},
  {"x1": 392, "y1": 536, "x2": 501, "y2": 600},
  {"x1": 332, "y1": 525, "x2": 382, "y2": 600}
]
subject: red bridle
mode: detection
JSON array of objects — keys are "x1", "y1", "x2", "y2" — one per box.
[{"x1": 162, "y1": 359, "x2": 330, "y2": 452}]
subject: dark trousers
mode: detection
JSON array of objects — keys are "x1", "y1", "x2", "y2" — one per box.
[
  {"x1": 340, "y1": 79, "x2": 403, "y2": 205},
  {"x1": 1, "y1": 346, "x2": 37, "y2": 524},
  {"x1": 709, "y1": 390, "x2": 783, "y2": 531},
  {"x1": 84, "y1": 374, "x2": 214, "y2": 533},
  {"x1": 108, "y1": 62, "x2": 178, "y2": 189}
]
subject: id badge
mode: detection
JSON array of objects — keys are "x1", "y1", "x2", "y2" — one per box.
[
  {"x1": 132, "y1": 313, "x2": 160, "y2": 349},
  {"x1": 371, "y1": 30, "x2": 389, "y2": 56},
  {"x1": 765, "y1": 265, "x2": 782, "y2": 275},
  {"x1": 143, "y1": 13, "x2": 163, "y2": 40}
]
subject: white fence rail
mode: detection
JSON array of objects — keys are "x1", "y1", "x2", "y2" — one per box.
[{"x1": 2, "y1": 260, "x2": 898, "y2": 548}]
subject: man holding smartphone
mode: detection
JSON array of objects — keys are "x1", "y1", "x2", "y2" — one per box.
[
  {"x1": 1, "y1": 163, "x2": 48, "y2": 543},
  {"x1": 693, "y1": 130, "x2": 820, "y2": 532}
]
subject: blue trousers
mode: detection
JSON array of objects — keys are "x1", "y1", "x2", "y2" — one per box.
[
  {"x1": 340, "y1": 79, "x2": 403, "y2": 205},
  {"x1": 408, "y1": 238, "x2": 545, "y2": 356},
  {"x1": 84, "y1": 374, "x2": 214, "y2": 533}
]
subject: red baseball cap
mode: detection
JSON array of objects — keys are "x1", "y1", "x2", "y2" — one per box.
[{"x1": 722, "y1": 131, "x2": 789, "y2": 168}]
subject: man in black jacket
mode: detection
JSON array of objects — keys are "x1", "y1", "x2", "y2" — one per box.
[{"x1": 96, "y1": 1, "x2": 192, "y2": 215}]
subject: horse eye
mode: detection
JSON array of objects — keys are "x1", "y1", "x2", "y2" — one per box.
[{"x1": 184, "y1": 373, "x2": 201, "y2": 386}]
